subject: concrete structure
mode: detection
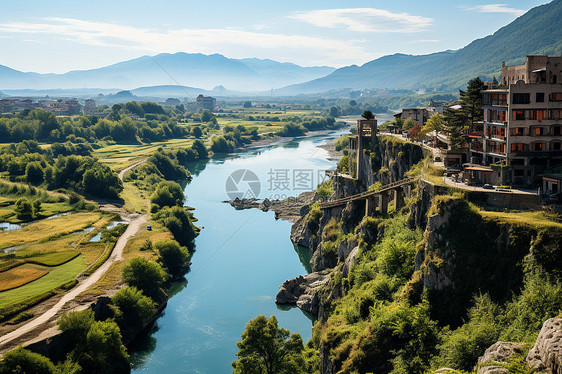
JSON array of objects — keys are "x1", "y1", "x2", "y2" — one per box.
[
  {"x1": 472, "y1": 56, "x2": 562, "y2": 186},
  {"x1": 83, "y1": 99, "x2": 96, "y2": 115},
  {"x1": 320, "y1": 178, "x2": 415, "y2": 216},
  {"x1": 395, "y1": 107, "x2": 435, "y2": 127},
  {"x1": 46, "y1": 99, "x2": 82, "y2": 116},
  {"x1": 0, "y1": 99, "x2": 35, "y2": 113},
  {"x1": 196, "y1": 94, "x2": 216, "y2": 111},
  {"x1": 348, "y1": 118, "x2": 377, "y2": 181}
]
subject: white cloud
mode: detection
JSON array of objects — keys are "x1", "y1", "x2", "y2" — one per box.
[
  {"x1": 289, "y1": 8, "x2": 433, "y2": 33},
  {"x1": 462, "y1": 4, "x2": 526, "y2": 16},
  {"x1": 0, "y1": 17, "x2": 372, "y2": 67}
]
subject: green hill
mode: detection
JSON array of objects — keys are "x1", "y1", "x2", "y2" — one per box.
[{"x1": 281, "y1": 0, "x2": 562, "y2": 94}]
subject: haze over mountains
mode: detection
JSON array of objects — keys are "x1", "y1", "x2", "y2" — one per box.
[
  {"x1": 0, "y1": 53, "x2": 335, "y2": 92},
  {"x1": 0, "y1": 0, "x2": 561, "y2": 97}
]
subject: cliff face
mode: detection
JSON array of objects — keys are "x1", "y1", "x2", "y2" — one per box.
[{"x1": 294, "y1": 137, "x2": 425, "y2": 271}]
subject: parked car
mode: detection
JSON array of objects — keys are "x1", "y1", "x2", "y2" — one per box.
[{"x1": 482, "y1": 184, "x2": 495, "y2": 190}]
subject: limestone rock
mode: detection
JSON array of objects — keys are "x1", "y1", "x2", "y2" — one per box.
[
  {"x1": 337, "y1": 237, "x2": 358, "y2": 260},
  {"x1": 276, "y1": 270, "x2": 331, "y2": 316},
  {"x1": 478, "y1": 366, "x2": 508, "y2": 374},
  {"x1": 342, "y1": 246, "x2": 359, "y2": 278},
  {"x1": 526, "y1": 317, "x2": 562, "y2": 373},
  {"x1": 478, "y1": 341, "x2": 526, "y2": 366}
]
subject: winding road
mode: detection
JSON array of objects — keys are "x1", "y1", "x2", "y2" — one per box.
[{"x1": 0, "y1": 159, "x2": 147, "y2": 349}]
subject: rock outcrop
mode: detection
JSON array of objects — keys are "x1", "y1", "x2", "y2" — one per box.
[
  {"x1": 275, "y1": 270, "x2": 331, "y2": 316},
  {"x1": 526, "y1": 318, "x2": 562, "y2": 373},
  {"x1": 476, "y1": 341, "x2": 526, "y2": 374}
]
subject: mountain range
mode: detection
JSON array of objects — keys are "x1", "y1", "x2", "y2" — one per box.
[
  {"x1": 0, "y1": 0, "x2": 561, "y2": 96},
  {"x1": 0, "y1": 53, "x2": 335, "y2": 92},
  {"x1": 280, "y1": 0, "x2": 562, "y2": 94}
]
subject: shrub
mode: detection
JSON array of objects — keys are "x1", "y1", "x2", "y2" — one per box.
[
  {"x1": 155, "y1": 239, "x2": 190, "y2": 276},
  {"x1": 122, "y1": 257, "x2": 167, "y2": 299},
  {"x1": 0, "y1": 347, "x2": 57, "y2": 374},
  {"x1": 110, "y1": 286, "x2": 156, "y2": 341}
]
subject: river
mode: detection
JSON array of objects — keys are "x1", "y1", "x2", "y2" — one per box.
[{"x1": 130, "y1": 130, "x2": 348, "y2": 373}]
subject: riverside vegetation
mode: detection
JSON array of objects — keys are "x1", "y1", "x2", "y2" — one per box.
[
  {"x1": 233, "y1": 134, "x2": 562, "y2": 374},
  {"x1": 0, "y1": 100, "x2": 348, "y2": 373}
]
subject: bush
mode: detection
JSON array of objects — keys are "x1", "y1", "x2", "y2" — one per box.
[
  {"x1": 277, "y1": 123, "x2": 306, "y2": 137},
  {"x1": 155, "y1": 240, "x2": 190, "y2": 276},
  {"x1": 155, "y1": 206, "x2": 199, "y2": 246},
  {"x1": 122, "y1": 257, "x2": 166, "y2": 299},
  {"x1": 211, "y1": 135, "x2": 235, "y2": 153},
  {"x1": 110, "y1": 286, "x2": 156, "y2": 341},
  {"x1": 0, "y1": 347, "x2": 58, "y2": 374},
  {"x1": 150, "y1": 181, "x2": 185, "y2": 210}
]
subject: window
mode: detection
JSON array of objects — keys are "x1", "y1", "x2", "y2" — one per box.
[
  {"x1": 554, "y1": 75, "x2": 558, "y2": 84},
  {"x1": 535, "y1": 127, "x2": 544, "y2": 136},
  {"x1": 512, "y1": 93, "x2": 530, "y2": 104},
  {"x1": 536, "y1": 93, "x2": 544, "y2": 102},
  {"x1": 511, "y1": 143, "x2": 524, "y2": 151},
  {"x1": 551, "y1": 93, "x2": 562, "y2": 102},
  {"x1": 554, "y1": 126, "x2": 561, "y2": 136},
  {"x1": 514, "y1": 169, "x2": 524, "y2": 177},
  {"x1": 528, "y1": 110, "x2": 545, "y2": 120},
  {"x1": 551, "y1": 110, "x2": 562, "y2": 120},
  {"x1": 553, "y1": 142, "x2": 561, "y2": 151},
  {"x1": 513, "y1": 110, "x2": 525, "y2": 120},
  {"x1": 511, "y1": 127, "x2": 524, "y2": 136},
  {"x1": 534, "y1": 143, "x2": 543, "y2": 151}
]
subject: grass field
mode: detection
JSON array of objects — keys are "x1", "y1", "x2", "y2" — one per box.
[
  {"x1": 0, "y1": 211, "x2": 103, "y2": 249},
  {"x1": 0, "y1": 256, "x2": 86, "y2": 307},
  {"x1": 25, "y1": 250, "x2": 80, "y2": 266},
  {"x1": 480, "y1": 209, "x2": 562, "y2": 229},
  {"x1": 121, "y1": 182, "x2": 148, "y2": 214},
  {"x1": 0, "y1": 265, "x2": 49, "y2": 292}
]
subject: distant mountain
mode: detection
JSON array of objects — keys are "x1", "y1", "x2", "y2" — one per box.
[
  {"x1": 0, "y1": 53, "x2": 336, "y2": 92},
  {"x1": 280, "y1": 0, "x2": 562, "y2": 94}
]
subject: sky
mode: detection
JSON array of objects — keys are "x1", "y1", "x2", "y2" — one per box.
[{"x1": 0, "y1": 0, "x2": 551, "y2": 74}]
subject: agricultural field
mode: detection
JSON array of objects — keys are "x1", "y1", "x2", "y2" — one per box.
[{"x1": 0, "y1": 211, "x2": 116, "y2": 313}]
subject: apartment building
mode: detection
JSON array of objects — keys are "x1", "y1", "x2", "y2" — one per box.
[
  {"x1": 196, "y1": 94, "x2": 216, "y2": 111},
  {"x1": 472, "y1": 55, "x2": 562, "y2": 186}
]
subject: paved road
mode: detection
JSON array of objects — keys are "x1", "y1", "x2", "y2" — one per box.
[{"x1": 0, "y1": 160, "x2": 148, "y2": 349}]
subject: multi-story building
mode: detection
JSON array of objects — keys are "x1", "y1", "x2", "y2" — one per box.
[
  {"x1": 196, "y1": 94, "x2": 216, "y2": 111},
  {"x1": 394, "y1": 107, "x2": 434, "y2": 127},
  {"x1": 83, "y1": 99, "x2": 96, "y2": 115},
  {"x1": 472, "y1": 55, "x2": 562, "y2": 186}
]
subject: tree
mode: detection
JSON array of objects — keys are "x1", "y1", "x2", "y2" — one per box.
[
  {"x1": 459, "y1": 77, "x2": 484, "y2": 131},
  {"x1": 33, "y1": 199, "x2": 41, "y2": 216},
  {"x1": 110, "y1": 286, "x2": 156, "y2": 341},
  {"x1": 232, "y1": 315, "x2": 306, "y2": 374},
  {"x1": 58, "y1": 309, "x2": 95, "y2": 346},
  {"x1": 409, "y1": 124, "x2": 422, "y2": 140},
  {"x1": 82, "y1": 320, "x2": 129, "y2": 374},
  {"x1": 150, "y1": 181, "x2": 185, "y2": 210},
  {"x1": 15, "y1": 198, "x2": 33, "y2": 219},
  {"x1": 122, "y1": 257, "x2": 166, "y2": 299},
  {"x1": 421, "y1": 113, "x2": 445, "y2": 137},
  {"x1": 329, "y1": 106, "x2": 341, "y2": 118},
  {"x1": 0, "y1": 347, "x2": 58, "y2": 374},
  {"x1": 361, "y1": 110, "x2": 374, "y2": 120},
  {"x1": 201, "y1": 109, "x2": 213, "y2": 122},
  {"x1": 192, "y1": 126, "x2": 203, "y2": 138},
  {"x1": 156, "y1": 239, "x2": 190, "y2": 276},
  {"x1": 25, "y1": 162, "x2": 44, "y2": 185},
  {"x1": 192, "y1": 139, "x2": 208, "y2": 159},
  {"x1": 403, "y1": 118, "x2": 416, "y2": 130},
  {"x1": 243, "y1": 101, "x2": 252, "y2": 108}
]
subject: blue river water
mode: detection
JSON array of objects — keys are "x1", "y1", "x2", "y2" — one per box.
[{"x1": 130, "y1": 130, "x2": 347, "y2": 373}]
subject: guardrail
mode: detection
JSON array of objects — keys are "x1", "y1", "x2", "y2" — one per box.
[{"x1": 319, "y1": 177, "x2": 416, "y2": 209}]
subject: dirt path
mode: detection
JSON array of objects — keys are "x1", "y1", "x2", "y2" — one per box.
[{"x1": 0, "y1": 161, "x2": 148, "y2": 349}]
